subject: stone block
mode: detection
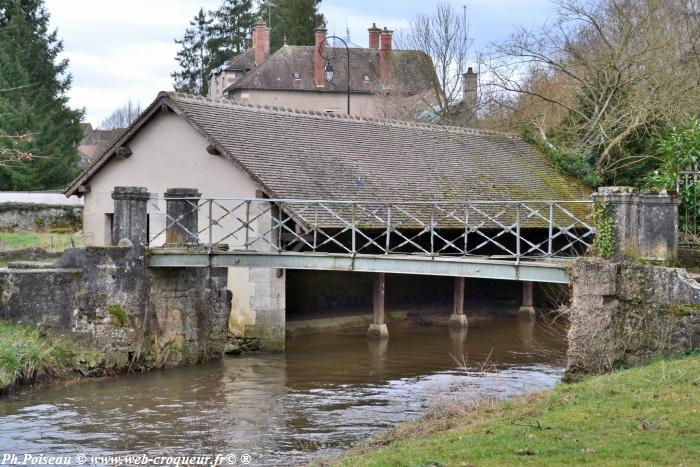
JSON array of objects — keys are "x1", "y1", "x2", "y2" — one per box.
[{"x1": 572, "y1": 260, "x2": 618, "y2": 297}]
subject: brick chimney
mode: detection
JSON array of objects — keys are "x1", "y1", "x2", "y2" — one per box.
[
  {"x1": 463, "y1": 67, "x2": 478, "y2": 124},
  {"x1": 314, "y1": 25, "x2": 327, "y2": 85},
  {"x1": 379, "y1": 27, "x2": 393, "y2": 87},
  {"x1": 253, "y1": 19, "x2": 270, "y2": 67},
  {"x1": 368, "y1": 23, "x2": 381, "y2": 49}
]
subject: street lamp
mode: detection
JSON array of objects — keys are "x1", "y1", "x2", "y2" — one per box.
[
  {"x1": 319, "y1": 36, "x2": 350, "y2": 114},
  {"x1": 324, "y1": 61, "x2": 334, "y2": 81}
]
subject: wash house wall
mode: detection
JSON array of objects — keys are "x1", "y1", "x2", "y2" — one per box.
[{"x1": 81, "y1": 111, "x2": 268, "y2": 336}]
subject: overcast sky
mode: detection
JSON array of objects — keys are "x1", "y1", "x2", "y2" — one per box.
[{"x1": 43, "y1": 0, "x2": 555, "y2": 126}]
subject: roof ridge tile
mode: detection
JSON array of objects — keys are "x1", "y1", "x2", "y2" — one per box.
[{"x1": 166, "y1": 92, "x2": 520, "y2": 140}]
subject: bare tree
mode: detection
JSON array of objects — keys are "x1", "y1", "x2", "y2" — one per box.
[
  {"x1": 485, "y1": 0, "x2": 700, "y2": 177},
  {"x1": 0, "y1": 132, "x2": 35, "y2": 167},
  {"x1": 395, "y1": 2, "x2": 472, "y2": 122},
  {"x1": 0, "y1": 86, "x2": 38, "y2": 167},
  {"x1": 99, "y1": 100, "x2": 143, "y2": 130}
]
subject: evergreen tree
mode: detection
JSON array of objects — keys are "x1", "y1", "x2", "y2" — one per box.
[
  {"x1": 0, "y1": 0, "x2": 83, "y2": 191},
  {"x1": 209, "y1": 0, "x2": 256, "y2": 69},
  {"x1": 171, "y1": 8, "x2": 213, "y2": 95},
  {"x1": 259, "y1": 0, "x2": 325, "y2": 53}
]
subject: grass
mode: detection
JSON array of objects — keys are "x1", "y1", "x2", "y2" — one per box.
[
  {"x1": 0, "y1": 231, "x2": 82, "y2": 252},
  {"x1": 0, "y1": 322, "x2": 76, "y2": 392},
  {"x1": 337, "y1": 353, "x2": 700, "y2": 466},
  {"x1": 106, "y1": 305, "x2": 128, "y2": 327}
]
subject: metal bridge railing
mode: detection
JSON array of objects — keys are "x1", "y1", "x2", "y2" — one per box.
[
  {"x1": 678, "y1": 171, "x2": 700, "y2": 245},
  {"x1": 146, "y1": 197, "x2": 595, "y2": 261}
]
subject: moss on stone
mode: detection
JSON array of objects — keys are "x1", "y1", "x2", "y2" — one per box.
[{"x1": 667, "y1": 304, "x2": 700, "y2": 317}]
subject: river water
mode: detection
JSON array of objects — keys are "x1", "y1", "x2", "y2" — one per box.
[{"x1": 0, "y1": 319, "x2": 567, "y2": 465}]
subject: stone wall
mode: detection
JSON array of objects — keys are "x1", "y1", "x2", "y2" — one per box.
[
  {"x1": 0, "y1": 244, "x2": 231, "y2": 370},
  {"x1": 0, "y1": 203, "x2": 82, "y2": 232},
  {"x1": 566, "y1": 258, "x2": 700, "y2": 376}
]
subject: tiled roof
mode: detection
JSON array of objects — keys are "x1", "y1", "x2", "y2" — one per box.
[
  {"x1": 224, "y1": 46, "x2": 436, "y2": 96},
  {"x1": 222, "y1": 48, "x2": 255, "y2": 72},
  {"x1": 66, "y1": 92, "x2": 591, "y2": 203}
]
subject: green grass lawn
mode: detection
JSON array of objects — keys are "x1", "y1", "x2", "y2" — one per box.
[
  {"x1": 0, "y1": 232, "x2": 82, "y2": 252},
  {"x1": 338, "y1": 354, "x2": 700, "y2": 466}
]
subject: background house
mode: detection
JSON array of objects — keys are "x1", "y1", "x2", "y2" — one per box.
[
  {"x1": 209, "y1": 20, "x2": 439, "y2": 119},
  {"x1": 78, "y1": 124, "x2": 124, "y2": 166}
]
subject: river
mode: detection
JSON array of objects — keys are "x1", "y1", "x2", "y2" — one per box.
[{"x1": 0, "y1": 319, "x2": 567, "y2": 465}]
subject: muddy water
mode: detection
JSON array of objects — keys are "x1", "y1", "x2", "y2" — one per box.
[{"x1": 0, "y1": 319, "x2": 566, "y2": 465}]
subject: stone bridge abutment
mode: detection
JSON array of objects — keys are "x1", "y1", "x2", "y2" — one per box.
[{"x1": 0, "y1": 186, "x2": 232, "y2": 371}]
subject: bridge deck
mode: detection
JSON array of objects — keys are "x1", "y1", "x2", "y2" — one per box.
[{"x1": 148, "y1": 250, "x2": 572, "y2": 284}]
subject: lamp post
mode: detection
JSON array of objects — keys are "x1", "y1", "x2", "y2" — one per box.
[{"x1": 318, "y1": 36, "x2": 350, "y2": 114}]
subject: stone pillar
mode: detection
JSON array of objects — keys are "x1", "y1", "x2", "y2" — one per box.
[
  {"x1": 248, "y1": 267, "x2": 286, "y2": 350},
  {"x1": 111, "y1": 186, "x2": 150, "y2": 246},
  {"x1": 449, "y1": 276, "x2": 468, "y2": 328},
  {"x1": 245, "y1": 197, "x2": 286, "y2": 351},
  {"x1": 368, "y1": 272, "x2": 389, "y2": 338},
  {"x1": 165, "y1": 188, "x2": 201, "y2": 246},
  {"x1": 518, "y1": 281, "x2": 536, "y2": 320},
  {"x1": 593, "y1": 187, "x2": 680, "y2": 261}
]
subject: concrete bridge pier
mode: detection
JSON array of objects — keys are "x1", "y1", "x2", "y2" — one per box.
[
  {"x1": 518, "y1": 281, "x2": 536, "y2": 320},
  {"x1": 367, "y1": 272, "x2": 389, "y2": 338},
  {"x1": 449, "y1": 277, "x2": 468, "y2": 328}
]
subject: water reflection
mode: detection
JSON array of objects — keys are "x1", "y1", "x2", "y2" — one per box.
[
  {"x1": 517, "y1": 315, "x2": 537, "y2": 350},
  {"x1": 0, "y1": 319, "x2": 567, "y2": 465},
  {"x1": 367, "y1": 338, "x2": 389, "y2": 377},
  {"x1": 448, "y1": 327, "x2": 468, "y2": 356}
]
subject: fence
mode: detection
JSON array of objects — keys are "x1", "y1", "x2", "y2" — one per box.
[
  {"x1": 678, "y1": 171, "x2": 700, "y2": 245},
  {"x1": 146, "y1": 197, "x2": 595, "y2": 261}
]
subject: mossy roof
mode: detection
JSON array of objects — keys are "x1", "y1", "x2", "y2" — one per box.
[{"x1": 66, "y1": 92, "x2": 592, "y2": 204}]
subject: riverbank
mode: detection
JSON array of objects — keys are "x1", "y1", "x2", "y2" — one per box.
[
  {"x1": 0, "y1": 322, "x2": 78, "y2": 393},
  {"x1": 335, "y1": 352, "x2": 700, "y2": 466},
  {"x1": 0, "y1": 321, "x2": 260, "y2": 395}
]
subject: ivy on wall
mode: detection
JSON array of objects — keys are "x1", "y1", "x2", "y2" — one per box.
[{"x1": 593, "y1": 202, "x2": 617, "y2": 259}]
